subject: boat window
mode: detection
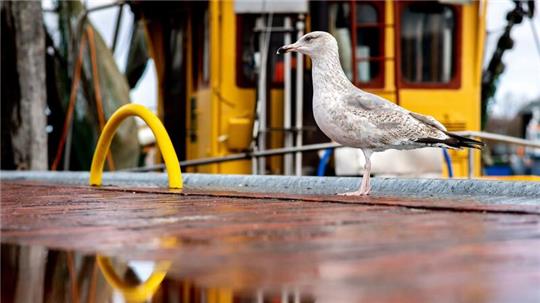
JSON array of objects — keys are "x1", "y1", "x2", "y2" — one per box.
[
  {"x1": 236, "y1": 15, "x2": 289, "y2": 88},
  {"x1": 328, "y1": 1, "x2": 385, "y2": 88},
  {"x1": 192, "y1": 3, "x2": 210, "y2": 87},
  {"x1": 355, "y1": 3, "x2": 382, "y2": 84},
  {"x1": 237, "y1": 15, "x2": 257, "y2": 87},
  {"x1": 400, "y1": 3, "x2": 457, "y2": 84}
]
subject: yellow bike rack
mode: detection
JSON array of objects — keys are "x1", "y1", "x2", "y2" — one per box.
[
  {"x1": 89, "y1": 103, "x2": 182, "y2": 189},
  {"x1": 89, "y1": 103, "x2": 179, "y2": 302}
]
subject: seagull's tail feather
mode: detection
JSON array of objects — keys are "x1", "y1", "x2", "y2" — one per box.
[
  {"x1": 444, "y1": 132, "x2": 485, "y2": 150},
  {"x1": 415, "y1": 132, "x2": 485, "y2": 150}
]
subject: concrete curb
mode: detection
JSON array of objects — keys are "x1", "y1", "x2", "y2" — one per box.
[{"x1": 1, "y1": 171, "x2": 539, "y2": 205}]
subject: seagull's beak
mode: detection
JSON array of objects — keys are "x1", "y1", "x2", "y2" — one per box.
[{"x1": 276, "y1": 42, "x2": 300, "y2": 55}]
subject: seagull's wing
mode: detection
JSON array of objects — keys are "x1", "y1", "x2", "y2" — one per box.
[
  {"x1": 343, "y1": 90, "x2": 404, "y2": 112},
  {"x1": 344, "y1": 90, "x2": 447, "y2": 132},
  {"x1": 342, "y1": 94, "x2": 443, "y2": 143},
  {"x1": 342, "y1": 92, "x2": 483, "y2": 149},
  {"x1": 409, "y1": 112, "x2": 447, "y2": 132},
  {"x1": 368, "y1": 108, "x2": 446, "y2": 145}
]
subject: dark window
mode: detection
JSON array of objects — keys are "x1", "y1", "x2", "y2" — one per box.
[
  {"x1": 355, "y1": 3, "x2": 382, "y2": 83},
  {"x1": 400, "y1": 3, "x2": 457, "y2": 84},
  {"x1": 328, "y1": 2, "x2": 353, "y2": 80},
  {"x1": 236, "y1": 15, "x2": 292, "y2": 88},
  {"x1": 191, "y1": 3, "x2": 210, "y2": 88},
  {"x1": 328, "y1": 1, "x2": 385, "y2": 88},
  {"x1": 237, "y1": 15, "x2": 257, "y2": 87}
]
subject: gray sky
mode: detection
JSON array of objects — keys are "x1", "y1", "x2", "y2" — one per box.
[
  {"x1": 485, "y1": 0, "x2": 540, "y2": 117},
  {"x1": 43, "y1": 0, "x2": 540, "y2": 119}
]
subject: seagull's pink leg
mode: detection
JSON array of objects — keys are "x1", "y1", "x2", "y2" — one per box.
[
  {"x1": 339, "y1": 149, "x2": 372, "y2": 196},
  {"x1": 360, "y1": 157, "x2": 372, "y2": 194}
]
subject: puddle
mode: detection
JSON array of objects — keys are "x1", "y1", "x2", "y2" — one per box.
[{"x1": 1, "y1": 243, "x2": 315, "y2": 303}]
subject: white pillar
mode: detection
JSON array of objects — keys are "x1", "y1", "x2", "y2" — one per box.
[{"x1": 295, "y1": 16, "x2": 305, "y2": 176}]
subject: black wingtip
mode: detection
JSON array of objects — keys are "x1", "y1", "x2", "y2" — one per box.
[
  {"x1": 445, "y1": 132, "x2": 485, "y2": 150},
  {"x1": 415, "y1": 132, "x2": 485, "y2": 150}
]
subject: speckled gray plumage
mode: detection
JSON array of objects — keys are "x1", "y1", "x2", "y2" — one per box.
[{"x1": 309, "y1": 33, "x2": 450, "y2": 152}]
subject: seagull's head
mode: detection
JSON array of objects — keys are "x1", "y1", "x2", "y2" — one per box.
[{"x1": 277, "y1": 31, "x2": 338, "y2": 58}]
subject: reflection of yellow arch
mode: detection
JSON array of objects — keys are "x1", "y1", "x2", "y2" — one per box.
[
  {"x1": 89, "y1": 104, "x2": 181, "y2": 301},
  {"x1": 89, "y1": 103, "x2": 182, "y2": 189},
  {"x1": 97, "y1": 256, "x2": 171, "y2": 302}
]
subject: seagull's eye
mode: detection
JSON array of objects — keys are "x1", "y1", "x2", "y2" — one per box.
[{"x1": 305, "y1": 36, "x2": 313, "y2": 42}]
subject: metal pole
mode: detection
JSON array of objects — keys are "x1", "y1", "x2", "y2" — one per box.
[
  {"x1": 295, "y1": 15, "x2": 305, "y2": 176},
  {"x1": 256, "y1": 16, "x2": 272, "y2": 175},
  {"x1": 281, "y1": 289, "x2": 289, "y2": 303},
  {"x1": 468, "y1": 149, "x2": 474, "y2": 179},
  {"x1": 283, "y1": 17, "x2": 293, "y2": 175},
  {"x1": 251, "y1": 141, "x2": 258, "y2": 175},
  {"x1": 122, "y1": 131, "x2": 540, "y2": 172},
  {"x1": 455, "y1": 131, "x2": 540, "y2": 148},
  {"x1": 256, "y1": 290, "x2": 264, "y2": 303},
  {"x1": 85, "y1": 1, "x2": 125, "y2": 13},
  {"x1": 122, "y1": 142, "x2": 342, "y2": 171},
  {"x1": 63, "y1": 117, "x2": 73, "y2": 170},
  {"x1": 111, "y1": 3, "x2": 124, "y2": 54}
]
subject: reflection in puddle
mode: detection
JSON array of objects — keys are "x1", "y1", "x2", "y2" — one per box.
[
  {"x1": 1, "y1": 244, "x2": 313, "y2": 303},
  {"x1": 97, "y1": 255, "x2": 170, "y2": 302}
]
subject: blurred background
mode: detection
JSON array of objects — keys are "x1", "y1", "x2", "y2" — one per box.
[
  {"x1": 2, "y1": 2, "x2": 540, "y2": 303},
  {"x1": 2, "y1": 0, "x2": 539, "y2": 179}
]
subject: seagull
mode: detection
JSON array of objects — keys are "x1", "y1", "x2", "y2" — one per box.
[{"x1": 277, "y1": 31, "x2": 483, "y2": 196}]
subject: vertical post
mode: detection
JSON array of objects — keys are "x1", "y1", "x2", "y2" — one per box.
[
  {"x1": 63, "y1": 124, "x2": 73, "y2": 170},
  {"x1": 468, "y1": 148, "x2": 474, "y2": 178},
  {"x1": 111, "y1": 3, "x2": 124, "y2": 54},
  {"x1": 293, "y1": 288, "x2": 301, "y2": 303},
  {"x1": 392, "y1": 2, "x2": 401, "y2": 106},
  {"x1": 256, "y1": 290, "x2": 264, "y2": 303},
  {"x1": 251, "y1": 143, "x2": 258, "y2": 175},
  {"x1": 256, "y1": 16, "x2": 267, "y2": 174},
  {"x1": 281, "y1": 289, "x2": 289, "y2": 303},
  {"x1": 283, "y1": 17, "x2": 293, "y2": 175},
  {"x1": 2, "y1": 3, "x2": 48, "y2": 303},
  {"x1": 295, "y1": 15, "x2": 305, "y2": 176},
  {"x1": 4, "y1": 1, "x2": 48, "y2": 171}
]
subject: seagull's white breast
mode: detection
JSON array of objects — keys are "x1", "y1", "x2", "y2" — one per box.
[{"x1": 313, "y1": 92, "x2": 374, "y2": 148}]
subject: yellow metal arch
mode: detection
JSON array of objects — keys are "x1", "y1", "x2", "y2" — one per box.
[
  {"x1": 89, "y1": 103, "x2": 183, "y2": 189},
  {"x1": 97, "y1": 255, "x2": 171, "y2": 302},
  {"x1": 89, "y1": 104, "x2": 181, "y2": 301}
]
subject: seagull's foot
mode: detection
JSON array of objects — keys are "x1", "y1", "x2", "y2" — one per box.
[{"x1": 338, "y1": 188, "x2": 371, "y2": 196}]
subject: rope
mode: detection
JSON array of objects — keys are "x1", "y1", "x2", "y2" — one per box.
[
  {"x1": 87, "y1": 258, "x2": 98, "y2": 303},
  {"x1": 51, "y1": 33, "x2": 87, "y2": 171},
  {"x1": 66, "y1": 251, "x2": 80, "y2": 303},
  {"x1": 86, "y1": 26, "x2": 115, "y2": 171},
  {"x1": 51, "y1": 26, "x2": 116, "y2": 171}
]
